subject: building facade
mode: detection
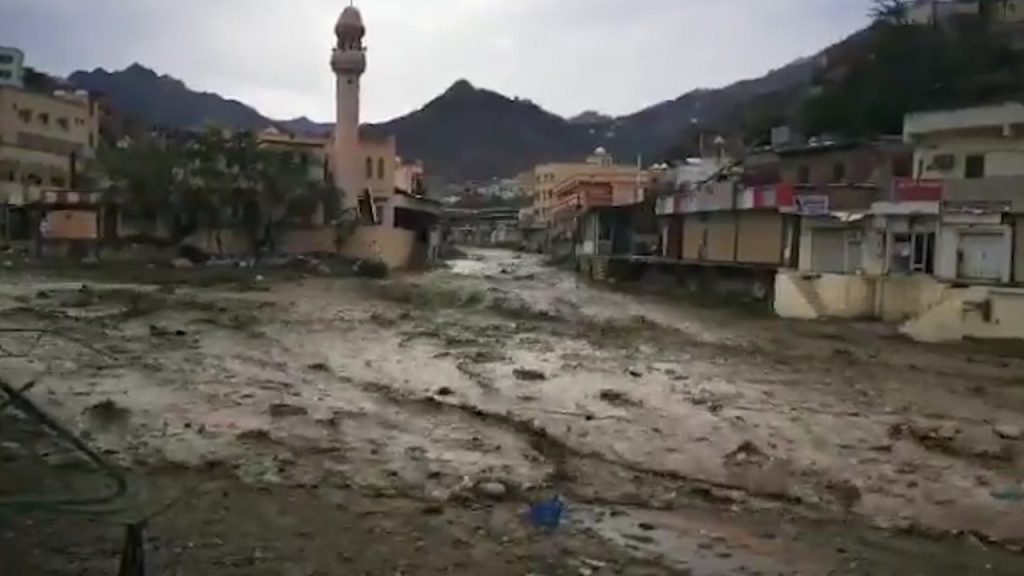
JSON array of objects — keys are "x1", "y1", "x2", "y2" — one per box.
[
  {"x1": 0, "y1": 47, "x2": 25, "y2": 88},
  {"x1": 529, "y1": 148, "x2": 645, "y2": 229},
  {"x1": 0, "y1": 85, "x2": 100, "y2": 201}
]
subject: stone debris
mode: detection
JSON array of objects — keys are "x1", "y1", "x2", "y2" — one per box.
[{"x1": 513, "y1": 368, "x2": 546, "y2": 381}]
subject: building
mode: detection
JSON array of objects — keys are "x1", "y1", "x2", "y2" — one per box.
[
  {"x1": 257, "y1": 127, "x2": 331, "y2": 184},
  {"x1": 775, "y1": 103, "x2": 1024, "y2": 343},
  {"x1": 529, "y1": 148, "x2": 644, "y2": 229},
  {"x1": 903, "y1": 102, "x2": 1024, "y2": 284},
  {"x1": 0, "y1": 47, "x2": 25, "y2": 88},
  {"x1": 0, "y1": 83, "x2": 101, "y2": 247},
  {"x1": 778, "y1": 139, "x2": 913, "y2": 275},
  {"x1": 328, "y1": 5, "x2": 440, "y2": 268}
]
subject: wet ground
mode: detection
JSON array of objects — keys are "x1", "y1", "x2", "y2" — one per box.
[{"x1": 1, "y1": 248, "x2": 1023, "y2": 575}]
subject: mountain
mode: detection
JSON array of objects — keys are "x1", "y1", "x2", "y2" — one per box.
[
  {"x1": 65, "y1": 49, "x2": 825, "y2": 180},
  {"x1": 369, "y1": 80, "x2": 599, "y2": 181},
  {"x1": 69, "y1": 64, "x2": 272, "y2": 131},
  {"x1": 568, "y1": 110, "x2": 613, "y2": 125}
]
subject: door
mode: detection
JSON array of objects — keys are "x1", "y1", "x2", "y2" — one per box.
[
  {"x1": 811, "y1": 228, "x2": 846, "y2": 273},
  {"x1": 958, "y1": 232, "x2": 1005, "y2": 281}
]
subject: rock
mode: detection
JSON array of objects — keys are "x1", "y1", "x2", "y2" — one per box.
[
  {"x1": 513, "y1": 368, "x2": 546, "y2": 381},
  {"x1": 476, "y1": 481, "x2": 508, "y2": 499},
  {"x1": 599, "y1": 389, "x2": 640, "y2": 408},
  {"x1": 307, "y1": 362, "x2": 331, "y2": 372},
  {"x1": 637, "y1": 522, "x2": 656, "y2": 532},
  {"x1": 627, "y1": 368, "x2": 643, "y2": 378},
  {"x1": 268, "y1": 403, "x2": 308, "y2": 418},
  {"x1": 171, "y1": 257, "x2": 194, "y2": 269},
  {"x1": 435, "y1": 386, "x2": 455, "y2": 397},
  {"x1": 994, "y1": 424, "x2": 1022, "y2": 440}
]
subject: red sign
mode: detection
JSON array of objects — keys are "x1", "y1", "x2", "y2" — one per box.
[{"x1": 893, "y1": 178, "x2": 943, "y2": 202}]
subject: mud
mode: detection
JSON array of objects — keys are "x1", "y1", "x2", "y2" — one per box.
[{"x1": 1, "y1": 248, "x2": 1023, "y2": 575}]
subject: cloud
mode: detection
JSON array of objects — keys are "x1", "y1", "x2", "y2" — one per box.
[{"x1": 1, "y1": 0, "x2": 870, "y2": 122}]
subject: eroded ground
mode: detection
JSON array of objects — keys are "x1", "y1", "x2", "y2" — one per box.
[{"x1": 1, "y1": 249, "x2": 1023, "y2": 575}]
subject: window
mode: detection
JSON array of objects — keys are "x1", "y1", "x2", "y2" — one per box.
[
  {"x1": 0, "y1": 71, "x2": 10, "y2": 80},
  {"x1": 377, "y1": 158, "x2": 384, "y2": 180},
  {"x1": 89, "y1": 133, "x2": 95, "y2": 148},
  {"x1": 57, "y1": 117, "x2": 69, "y2": 131},
  {"x1": 931, "y1": 153, "x2": 956, "y2": 172},
  {"x1": 831, "y1": 162, "x2": 846, "y2": 183},
  {"x1": 965, "y1": 154, "x2": 985, "y2": 179},
  {"x1": 892, "y1": 156, "x2": 913, "y2": 178},
  {"x1": 51, "y1": 176, "x2": 66, "y2": 187},
  {"x1": 796, "y1": 165, "x2": 810, "y2": 184},
  {"x1": 38, "y1": 113, "x2": 50, "y2": 126},
  {"x1": 17, "y1": 109, "x2": 31, "y2": 123},
  {"x1": 365, "y1": 157, "x2": 373, "y2": 179}
]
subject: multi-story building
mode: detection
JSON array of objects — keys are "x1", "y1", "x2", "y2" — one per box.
[
  {"x1": 0, "y1": 85, "x2": 100, "y2": 195},
  {"x1": 902, "y1": 101, "x2": 1024, "y2": 283},
  {"x1": 528, "y1": 148, "x2": 644, "y2": 228},
  {"x1": 257, "y1": 127, "x2": 331, "y2": 184},
  {"x1": 0, "y1": 47, "x2": 25, "y2": 88}
]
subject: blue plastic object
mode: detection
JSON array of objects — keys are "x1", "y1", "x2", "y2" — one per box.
[{"x1": 529, "y1": 496, "x2": 565, "y2": 529}]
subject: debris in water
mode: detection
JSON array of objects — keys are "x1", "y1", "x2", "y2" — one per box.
[
  {"x1": 598, "y1": 389, "x2": 641, "y2": 408},
  {"x1": 994, "y1": 424, "x2": 1022, "y2": 441},
  {"x1": 724, "y1": 440, "x2": 769, "y2": 467},
  {"x1": 268, "y1": 403, "x2": 308, "y2": 418},
  {"x1": 476, "y1": 480, "x2": 509, "y2": 500},
  {"x1": 513, "y1": 368, "x2": 546, "y2": 382},
  {"x1": 529, "y1": 496, "x2": 564, "y2": 530},
  {"x1": 85, "y1": 399, "x2": 130, "y2": 425}
]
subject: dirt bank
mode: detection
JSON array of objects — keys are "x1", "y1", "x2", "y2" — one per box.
[{"x1": 1, "y1": 249, "x2": 1023, "y2": 574}]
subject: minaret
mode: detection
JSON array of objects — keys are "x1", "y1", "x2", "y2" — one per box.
[{"x1": 330, "y1": 5, "x2": 367, "y2": 209}]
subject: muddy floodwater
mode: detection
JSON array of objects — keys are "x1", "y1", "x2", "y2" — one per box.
[{"x1": 1, "y1": 248, "x2": 1023, "y2": 575}]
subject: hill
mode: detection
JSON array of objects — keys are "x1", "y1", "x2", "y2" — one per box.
[
  {"x1": 69, "y1": 64, "x2": 271, "y2": 131},
  {"x1": 64, "y1": 50, "x2": 827, "y2": 180}
]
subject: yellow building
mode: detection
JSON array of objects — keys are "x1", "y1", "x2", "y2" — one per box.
[
  {"x1": 528, "y1": 148, "x2": 646, "y2": 228},
  {"x1": 0, "y1": 85, "x2": 99, "y2": 198},
  {"x1": 256, "y1": 127, "x2": 330, "y2": 184}
]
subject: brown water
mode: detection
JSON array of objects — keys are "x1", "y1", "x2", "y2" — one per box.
[{"x1": 1, "y1": 249, "x2": 1023, "y2": 575}]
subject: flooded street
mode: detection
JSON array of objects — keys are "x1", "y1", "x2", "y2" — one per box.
[{"x1": 2, "y1": 248, "x2": 1024, "y2": 575}]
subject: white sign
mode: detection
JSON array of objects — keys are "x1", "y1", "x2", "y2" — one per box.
[{"x1": 796, "y1": 195, "x2": 829, "y2": 216}]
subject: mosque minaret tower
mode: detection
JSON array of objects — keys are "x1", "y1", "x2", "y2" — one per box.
[{"x1": 330, "y1": 4, "x2": 367, "y2": 206}]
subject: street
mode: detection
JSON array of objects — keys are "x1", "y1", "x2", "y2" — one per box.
[{"x1": 1, "y1": 249, "x2": 1023, "y2": 575}]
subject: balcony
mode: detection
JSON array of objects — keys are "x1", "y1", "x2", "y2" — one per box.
[{"x1": 942, "y1": 176, "x2": 1024, "y2": 212}]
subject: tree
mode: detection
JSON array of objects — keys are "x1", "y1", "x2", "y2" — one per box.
[{"x1": 870, "y1": 0, "x2": 912, "y2": 24}]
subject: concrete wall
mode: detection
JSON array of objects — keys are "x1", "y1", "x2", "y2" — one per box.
[
  {"x1": 736, "y1": 211, "x2": 783, "y2": 264},
  {"x1": 278, "y1": 227, "x2": 337, "y2": 254},
  {"x1": 774, "y1": 272, "x2": 947, "y2": 322},
  {"x1": 774, "y1": 272, "x2": 875, "y2": 320},
  {"x1": 341, "y1": 225, "x2": 416, "y2": 269},
  {"x1": 902, "y1": 286, "x2": 1024, "y2": 342}
]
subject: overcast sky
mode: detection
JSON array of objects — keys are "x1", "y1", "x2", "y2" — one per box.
[{"x1": 3, "y1": 0, "x2": 870, "y2": 123}]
